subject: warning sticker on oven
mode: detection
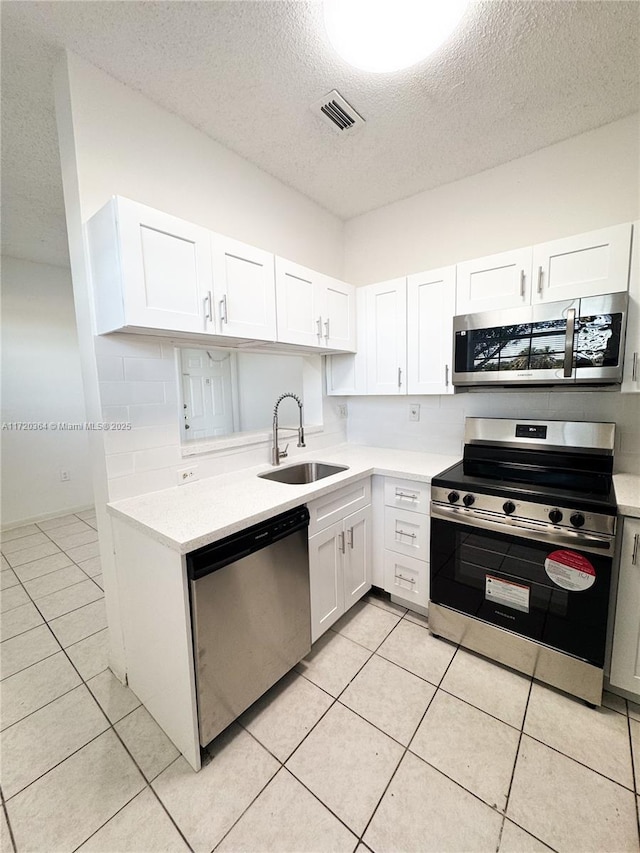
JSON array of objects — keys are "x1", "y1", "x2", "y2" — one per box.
[
  {"x1": 544, "y1": 550, "x2": 596, "y2": 591},
  {"x1": 485, "y1": 575, "x2": 530, "y2": 613}
]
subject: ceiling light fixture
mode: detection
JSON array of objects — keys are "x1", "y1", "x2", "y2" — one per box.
[{"x1": 323, "y1": 0, "x2": 470, "y2": 73}]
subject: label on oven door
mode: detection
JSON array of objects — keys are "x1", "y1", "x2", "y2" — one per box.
[
  {"x1": 485, "y1": 575, "x2": 530, "y2": 613},
  {"x1": 544, "y1": 550, "x2": 596, "y2": 591}
]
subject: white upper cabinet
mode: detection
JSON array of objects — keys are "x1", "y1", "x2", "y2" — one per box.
[
  {"x1": 322, "y1": 274, "x2": 356, "y2": 351},
  {"x1": 275, "y1": 258, "x2": 356, "y2": 351},
  {"x1": 531, "y1": 223, "x2": 632, "y2": 304},
  {"x1": 212, "y1": 235, "x2": 276, "y2": 342},
  {"x1": 275, "y1": 257, "x2": 324, "y2": 347},
  {"x1": 326, "y1": 288, "x2": 368, "y2": 395},
  {"x1": 407, "y1": 266, "x2": 456, "y2": 395},
  {"x1": 622, "y1": 222, "x2": 640, "y2": 393},
  {"x1": 365, "y1": 279, "x2": 407, "y2": 395},
  {"x1": 88, "y1": 197, "x2": 213, "y2": 335},
  {"x1": 456, "y1": 224, "x2": 632, "y2": 316},
  {"x1": 455, "y1": 247, "x2": 532, "y2": 314}
]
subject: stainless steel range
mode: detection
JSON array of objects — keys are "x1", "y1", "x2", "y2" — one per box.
[{"x1": 429, "y1": 417, "x2": 618, "y2": 706}]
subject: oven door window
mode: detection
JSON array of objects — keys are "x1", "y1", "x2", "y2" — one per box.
[{"x1": 430, "y1": 518, "x2": 612, "y2": 667}]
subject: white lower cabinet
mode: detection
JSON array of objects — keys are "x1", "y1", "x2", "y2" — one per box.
[
  {"x1": 609, "y1": 517, "x2": 640, "y2": 697},
  {"x1": 382, "y1": 477, "x2": 430, "y2": 613},
  {"x1": 308, "y1": 482, "x2": 372, "y2": 642}
]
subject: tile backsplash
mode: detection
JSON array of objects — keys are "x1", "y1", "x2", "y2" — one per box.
[
  {"x1": 94, "y1": 333, "x2": 347, "y2": 502},
  {"x1": 347, "y1": 391, "x2": 640, "y2": 473}
]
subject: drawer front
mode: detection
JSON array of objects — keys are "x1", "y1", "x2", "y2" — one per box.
[
  {"x1": 308, "y1": 477, "x2": 371, "y2": 536},
  {"x1": 383, "y1": 477, "x2": 429, "y2": 514},
  {"x1": 384, "y1": 506, "x2": 430, "y2": 561},
  {"x1": 383, "y1": 550, "x2": 429, "y2": 608}
]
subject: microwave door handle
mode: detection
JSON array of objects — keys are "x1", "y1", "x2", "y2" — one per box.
[{"x1": 563, "y1": 307, "x2": 576, "y2": 378}]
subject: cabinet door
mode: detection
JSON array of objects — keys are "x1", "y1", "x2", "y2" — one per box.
[
  {"x1": 115, "y1": 198, "x2": 212, "y2": 333},
  {"x1": 366, "y1": 278, "x2": 407, "y2": 395},
  {"x1": 326, "y1": 289, "x2": 367, "y2": 395},
  {"x1": 212, "y1": 235, "x2": 276, "y2": 341},
  {"x1": 343, "y1": 505, "x2": 372, "y2": 610},
  {"x1": 407, "y1": 266, "x2": 456, "y2": 395},
  {"x1": 456, "y1": 247, "x2": 532, "y2": 314},
  {"x1": 532, "y1": 224, "x2": 632, "y2": 304},
  {"x1": 323, "y1": 275, "x2": 356, "y2": 352},
  {"x1": 609, "y1": 518, "x2": 640, "y2": 696},
  {"x1": 622, "y1": 222, "x2": 639, "y2": 393},
  {"x1": 309, "y1": 521, "x2": 344, "y2": 643},
  {"x1": 275, "y1": 257, "x2": 324, "y2": 347}
]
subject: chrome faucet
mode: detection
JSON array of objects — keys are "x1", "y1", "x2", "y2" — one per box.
[{"x1": 272, "y1": 392, "x2": 305, "y2": 465}]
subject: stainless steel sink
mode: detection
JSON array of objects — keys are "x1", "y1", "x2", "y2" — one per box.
[{"x1": 258, "y1": 462, "x2": 349, "y2": 485}]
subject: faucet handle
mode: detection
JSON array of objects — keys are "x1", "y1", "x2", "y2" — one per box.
[{"x1": 279, "y1": 443, "x2": 289, "y2": 459}]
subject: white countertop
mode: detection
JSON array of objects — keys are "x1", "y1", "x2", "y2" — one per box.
[
  {"x1": 614, "y1": 473, "x2": 640, "y2": 519},
  {"x1": 107, "y1": 445, "x2": 460, "y2": 554}
]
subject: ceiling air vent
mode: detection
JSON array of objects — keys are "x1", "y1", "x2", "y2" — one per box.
[{"x1": 312, "y1": 90, "x2": 365, "y2": 135}]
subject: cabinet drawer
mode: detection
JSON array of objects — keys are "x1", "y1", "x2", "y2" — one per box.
[
  {"x1": 384, "y1": 507, "x2": 430, "y2": 561},
  {"x1": 383, "y1": 550, "x2": 429, "y2": 609},
  {"x1": 308, "y1": 478, "x2": 371, "y2": 536},
  {"x1": 384, "y1": 478, "x2": 429, "y2": 514}
]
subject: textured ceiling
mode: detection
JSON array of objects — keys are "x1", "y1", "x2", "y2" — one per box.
[{"x1": 1, "y1": 0, "x2": 639, "y2": 268}]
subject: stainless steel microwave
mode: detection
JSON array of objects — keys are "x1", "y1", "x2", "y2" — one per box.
[{"x1": 452, "y1": 292, "x2": 628, "y2": 388}]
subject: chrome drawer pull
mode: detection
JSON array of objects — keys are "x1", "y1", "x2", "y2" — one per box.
[
  {"x1": 219, "y1": 295, "x2": 228, "y2": 324},
  {"x1": 339, "y1": 531, "x2": 346, "y2": 554},
  {"x1": 347, "y1": 527, "x2": 354, "y2": 549},
  {"x1": 633, "y1": 352, "x2": 638, "y2": 382},
  {"x1": 633, "y1": 533, "x2": 639, "y2": 566},
  {"x1": 396, "y1": 491, "x2": 419, "y2": 501},
  {"x1": 537, "y1": 266, "x2": 543, "y2": 294},
  {"x1": 396, "y1": 529, "x2": 417, "y2": 539},
  {"x1": 324, "y1": 318, "x2": 330, "y2": 341},
  {"x1": 396, "y1": 573, "x2": 416, "y2": 584}
]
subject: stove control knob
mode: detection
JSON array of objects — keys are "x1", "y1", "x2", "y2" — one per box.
[
  {"x1": 549, "y1": 509, "x2": 563, "y2": 524},
  {"x1": 503, "y1": 501, "x2": 516, "y2": 516},
  {"x1": 570, "y1": 512, "x2": 585, "y2": 528},
  {"x1": 463, "y1": 494, "x2": 475, "y2": 507},
  {"x1": 447, "y1": 491, "x2": 460, "y2": 504}
]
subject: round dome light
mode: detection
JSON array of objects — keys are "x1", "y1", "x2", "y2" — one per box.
[{"x1": 323, "y1": 0, "x2": 470, "y2": 73}]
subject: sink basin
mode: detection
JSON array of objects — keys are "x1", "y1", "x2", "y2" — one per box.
[{"x1": 258, "y1": 462, "x2": 349, "y2": 485}]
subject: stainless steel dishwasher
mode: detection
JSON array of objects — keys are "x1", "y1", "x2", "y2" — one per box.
[{"x1": 186, "y1": 505, "x2": 310, "y2": 748}]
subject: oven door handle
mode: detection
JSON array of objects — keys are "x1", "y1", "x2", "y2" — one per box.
[{"x1": 431, "y1": 504, "x2": 615, "y2": 556}]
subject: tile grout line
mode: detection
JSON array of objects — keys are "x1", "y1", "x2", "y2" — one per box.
[
  {"x1": 0, "y1": 786, "x2": 18, "y2": 853},
  {"x1": 356, "y1": 635, "x2": 461, "y2": 845},
  {"x1": 624, "y1": 713, "x2": 640, "y2": 843},
  {"x1": 3, "y1": 532, "x2": 196, "y2": 853}
]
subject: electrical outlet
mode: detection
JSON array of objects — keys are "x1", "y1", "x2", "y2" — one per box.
[
  {"x1": 337, "y1": 403, "x2": 348, "y2": 418},
  {"x1": 409, "y1": 404, "x2": 420, "y2": 422},
  {"x1": 177, "y1": 466, "x2": 199, "y2": 485},
  {"x1": 59, "y1": 470, "x2": 70, "y2": 482}
]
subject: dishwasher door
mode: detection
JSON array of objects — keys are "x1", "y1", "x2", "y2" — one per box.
[{"x1": 190, "y1": 525, "x2": 310, "y2": 747}]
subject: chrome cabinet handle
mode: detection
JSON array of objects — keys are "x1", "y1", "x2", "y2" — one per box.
[
  {"x1": 520, "y1": 269, "x2": 525, "y2": 298},
  {"x1": 445, "y1": 364, "x2": 449, "y2": 386},
  {"x1": 316, "y1": 316, "x2": 323, "y2": 338},
  {"x1": 219, "y1": 295, "x2": 228, "y2": 324},
  {"x1": 396, "y1": 528, "x2": 417, "y2": 540},
  {"x1": 398, "y1": 367, "x2": 403, "y2": 388},
  {"x1": 204, "y1": 291, "x2": 213, "y2": 322},
  {"x1": 537, "y1": 266, "x2": 543, "y2": 294},
  {"x1": 324, "y1": 319, "x2": 330, "y2": 341},
  {"x1": 339, "y1": 531, "x2": 346, "y2": 554},
  {"x1": 347, "y1": 527, "x2": 354, "y2": 549},
  {"x1": 633, "y1": 352, "x2": 638, "y2": 382},
  {"x1": 396, "y1": 490, "x2": 418, "y2": 501},
  {"x1": 396, "y1": 573, "x2": 416, "y2": 584},
  {"x1": 563, "y1": 307, "x2": 576, "y2": 378},
  {"x1": 633, "y1": 533, "x2": 639, "y2": 566}
]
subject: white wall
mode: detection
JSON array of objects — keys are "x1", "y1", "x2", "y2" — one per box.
[
  {"x1": 345, "y1": 114, "x2": 640, "y2": 285},
  {"x1": 1, "y1": 256, "x2": 93, "y2": 525}
]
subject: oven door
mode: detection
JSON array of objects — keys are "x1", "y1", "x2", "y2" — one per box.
[{"x1": 430, "y1": 514, "x2": 613, "y2": 667}]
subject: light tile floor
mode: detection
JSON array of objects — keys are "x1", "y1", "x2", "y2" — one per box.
[{"x1": 2, "y1": 511, "x2": 640, "y2": 852}]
